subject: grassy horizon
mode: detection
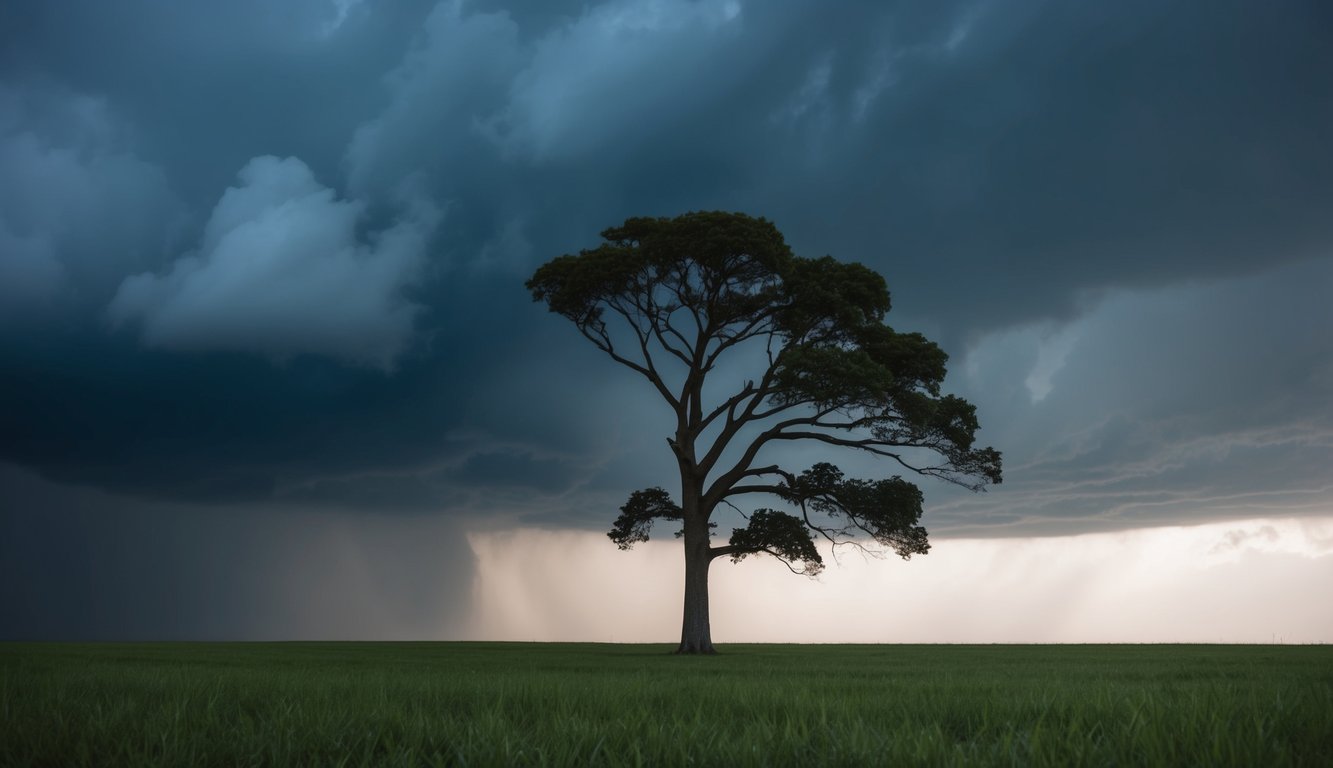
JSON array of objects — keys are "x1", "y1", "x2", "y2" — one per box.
[{"x1": 4, "y1": 642, "x2": 1331, "y2": 766}]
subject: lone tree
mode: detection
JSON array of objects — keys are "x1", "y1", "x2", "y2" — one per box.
[{"x1": 527, "y1": 211, "x2": 1001, "y2": 654}]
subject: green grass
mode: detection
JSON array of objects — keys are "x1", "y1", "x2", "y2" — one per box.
[{"x1": 2, "y1": 643, "x2": 1330, "y2": 766}]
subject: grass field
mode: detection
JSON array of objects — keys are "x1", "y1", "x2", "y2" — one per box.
[{"x1": 2, "y1": 642, "x2": 1330, "y2": 766}]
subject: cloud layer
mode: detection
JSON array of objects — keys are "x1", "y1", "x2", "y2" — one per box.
[
  {"x1": 110, "y1": 155, "x2": 438, "y2": 369},
  {"x1": 0, "y1": 83, "x2": 183, "y2": 315},
  {"x1": 1, "y1": 0, "x2": 1330, "y2": 565}
]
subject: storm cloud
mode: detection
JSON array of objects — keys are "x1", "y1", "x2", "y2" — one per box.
[
  {"x1": 0, "y1": 82, "x2": 183, "y2": 316},
  {"x1": 110, "y1": 155, "x2": 438, "y2": 369},
  {"x1": 1, "y1": 0, "x2": 1330, "y2": 638}
]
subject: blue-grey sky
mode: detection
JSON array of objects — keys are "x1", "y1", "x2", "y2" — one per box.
[{"x1": 2, "y1": 0, "x2": 1331, "y2": 640}]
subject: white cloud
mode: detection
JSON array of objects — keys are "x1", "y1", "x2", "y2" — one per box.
[
  {"x1": 109, "y1": 155, "x2": 438, "y2": 370},
  {"x1": 1024, "y1": 323, "x2": 1080, "y2": 402}
]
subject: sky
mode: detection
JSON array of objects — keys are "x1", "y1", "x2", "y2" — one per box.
[{"x1": 2, "y1": 0, "x2": 1331, "y2": 642}]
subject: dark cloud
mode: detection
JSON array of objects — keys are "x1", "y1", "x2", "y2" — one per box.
[
  {"x1": 752, "y1": 1, "x2": 1333, "y2": 337},
  {"x1": 0, "y1": 0, "x2": 1330, "y2": 619},
  {"x1": 0, "y1": 82, "x2": 185, "y2": 317},
  {"x1": 929, "y1": 256, "x2": 1333, "y2": 536},
  {"x1": 345, "y1": 2, "x2": 520, "y2": 198}
]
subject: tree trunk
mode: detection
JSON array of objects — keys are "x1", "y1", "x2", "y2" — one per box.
[{"x1": 676, "y1": 514, "x2": 716, "y2": 654}]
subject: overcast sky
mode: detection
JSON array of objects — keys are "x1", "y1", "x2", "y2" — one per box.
[{"x1": 2, "y1": 0, "x2": 1331, "y2": 641}]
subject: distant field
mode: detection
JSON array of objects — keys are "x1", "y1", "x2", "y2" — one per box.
[{"x1": 2, "y1": 642, "x2": 1330, "y2": 766}]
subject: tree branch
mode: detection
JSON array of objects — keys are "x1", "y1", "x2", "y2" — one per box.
[{"x1": 579, "y1": 322, "x2": 681, "y2": 411}]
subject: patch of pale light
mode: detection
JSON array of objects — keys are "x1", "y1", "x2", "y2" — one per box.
[
  {"x1": 958, "y1": 317, "x2": 1080, "y2": 404},
  {"x1": 318, "y1": 0, "x2": 363, "y2": 38},
  {"x1": 596, "y1": 0, "x2": 742, "y2": 35},
  {"x1": 772, "y1": 55, "x2": 834, "y2": 125},
  {"x1": 944, "y1": 19, "x2": 972, "y2": 53},
  {"x1": 463, "y1": 517, "x2": 1333, "y2": 643},
  {"x1": 851, "y1": 52, "x2": 896, "y2": 122},
  {"x1": 1024, "y1": 324, "x2": 1080, "y2": 402},
  {"x1": 943, "y1": 1, "x2": 988, "y2": 54},
  {"x1": 465, "y1": 529, "x2": 682, "y2": 642}
]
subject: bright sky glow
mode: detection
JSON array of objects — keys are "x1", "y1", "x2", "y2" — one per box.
[{"x1": 467, "y1": 518, "x2": 1333, "y2": 644}]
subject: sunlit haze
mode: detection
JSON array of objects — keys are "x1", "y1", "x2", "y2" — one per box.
[{"x1": 467, "y1": 519, "x2": 1333, "y2": 644}]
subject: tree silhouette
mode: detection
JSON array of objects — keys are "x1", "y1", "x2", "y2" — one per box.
[{"x1": 528, "y1": 212, "x2": 1001, "y2": 653}]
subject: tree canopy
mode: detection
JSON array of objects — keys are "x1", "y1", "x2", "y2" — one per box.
[{"x1": 528, "y1": 211, "x2": 1000, "y2": 652}]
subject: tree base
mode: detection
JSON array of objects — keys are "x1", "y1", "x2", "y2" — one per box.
[{"x1": 673, "y1": 642, "x2": 718, "y2": 655}]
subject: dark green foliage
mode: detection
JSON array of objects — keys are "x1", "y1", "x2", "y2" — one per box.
[
  {"x1": 784, "y1": 462, "x2": 930, "y2": 560},
  {"x1": 530, "y1": 212, "x2": 1000, "y2": 647},
  {"x1": 727, "y1": 510, "x2": 823, "y2": 575},
  {"x1": 4, "y1": 643, "x2": 1332, "y2": 767},
  {"x1": 607, "y1": 487, "x2": 681, "y2": 549},
  {"x1": 527, "y1": 213, "x2": 793, "y2": 357}
]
